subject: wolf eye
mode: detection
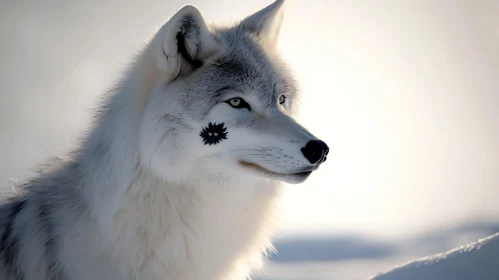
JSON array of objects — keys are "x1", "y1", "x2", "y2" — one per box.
[
  {"x1": 278, "y1": 95, "x2": 286, "y2": 105},
  {"x1": 226, "y1": 97, "x2": 251, "y2": 111},
  {"x1": 229, "y1": 98, "x2": 241, "y2": 107}
]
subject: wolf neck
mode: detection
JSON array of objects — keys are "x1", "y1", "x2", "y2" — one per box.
[
  {"x1": 112, "y1": 168, "x2": 281, "y2": 279},
  {"x1": 78, "y1": 45, "x2": 159, "y2": 226},
  {"x1": 77, "y1": 46, "x2": 281, "y2": 278}
]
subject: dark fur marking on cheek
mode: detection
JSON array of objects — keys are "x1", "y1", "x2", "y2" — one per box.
[{"x1": 200, "y1": 122, "x2": 228, "y2": 145}]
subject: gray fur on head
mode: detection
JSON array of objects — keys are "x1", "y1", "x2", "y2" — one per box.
[{"x1": 0, "y1": 1, "x2": 329, "y2": 279}]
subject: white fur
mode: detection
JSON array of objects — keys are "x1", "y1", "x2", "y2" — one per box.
[{"x1": 0, "y1": 1, "x2": 329, "y2": 279}]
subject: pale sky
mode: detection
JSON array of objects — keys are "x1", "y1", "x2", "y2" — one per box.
[{"x1": 1, "y1": 0, "x2": 499, "y2": 239}]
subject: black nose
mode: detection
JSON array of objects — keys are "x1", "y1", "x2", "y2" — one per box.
[{"x1": 301, "y1": 140, "x2": 329, "y2": 165}]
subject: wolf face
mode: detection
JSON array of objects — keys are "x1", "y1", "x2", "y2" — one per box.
[{"x1": 139, "y1": 0, "x2": 328, "y2": 185}]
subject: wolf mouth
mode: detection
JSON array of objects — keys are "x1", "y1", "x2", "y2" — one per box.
[{"x1": 239, "y1": 160, "x2": 312, "y2": 178}]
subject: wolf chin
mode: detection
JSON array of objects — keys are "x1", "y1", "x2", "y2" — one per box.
[{"x1": 0, "y1": 1, "x2": 329, "y2": 279}]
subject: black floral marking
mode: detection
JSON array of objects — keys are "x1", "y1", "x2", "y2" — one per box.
[{"x1": 200, "y1": 122, "x2": 228, "y2": 145}]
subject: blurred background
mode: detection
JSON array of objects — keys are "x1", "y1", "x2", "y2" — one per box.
[{"x1": 1, "y1": 0, "x2": 498, "y2": 279}]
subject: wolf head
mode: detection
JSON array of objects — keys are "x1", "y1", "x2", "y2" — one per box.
[{"x1": 138, "y1": 0, "x2": 328, "y2": 185}]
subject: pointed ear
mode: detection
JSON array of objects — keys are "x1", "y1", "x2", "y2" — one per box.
[
  {"x1": 155, "y1": 5, "x2": 220, "y2": 82},
  {"x1": 239, "y1": 0, "x2": 286, "y2": 46}
]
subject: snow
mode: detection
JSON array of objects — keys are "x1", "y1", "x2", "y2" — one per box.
[
  {"x1": 255, "y1": 227, "x2": 499, "y2": 280},
  {"x1": 368, "y1": 232, "x2": 499, "y2": 280}
]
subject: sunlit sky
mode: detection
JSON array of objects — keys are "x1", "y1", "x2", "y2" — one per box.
[{"x1": 1, "y1": 0, "x2": 499, "y2": 240}]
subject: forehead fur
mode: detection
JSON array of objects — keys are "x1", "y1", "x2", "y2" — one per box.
[
  {"x1": 183, "y1": 25, "x2": 298, "y2": 110},
  {"x1": 219, "y1": 26, "x2": 297, "y2": 96}
]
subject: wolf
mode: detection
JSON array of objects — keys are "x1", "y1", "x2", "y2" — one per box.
[{"x1": 0, "y1": 0, "x2": 329, "y2": 279}]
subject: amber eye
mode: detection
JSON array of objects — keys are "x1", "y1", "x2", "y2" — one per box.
[
  {"x1": 278, "y1": 95, "x2": 286, "y2": 105},
  {"x1": 226, "y1": 97, "x2": 251, "y2": 111}
]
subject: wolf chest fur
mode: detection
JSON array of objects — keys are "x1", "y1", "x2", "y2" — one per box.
[{"x1": 0, "y1": 1, "x2": 329, "y2": 279}]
